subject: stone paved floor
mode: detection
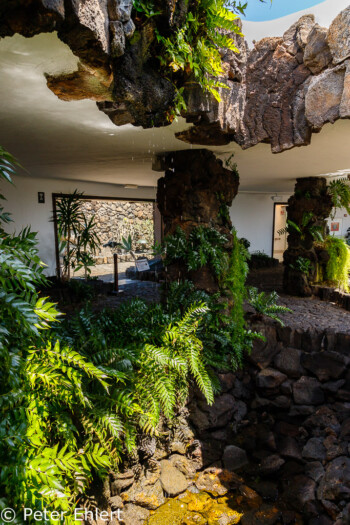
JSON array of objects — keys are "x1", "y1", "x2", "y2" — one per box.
[
  {"x1": 81, "y1": 261, "x2": 161, "y2": 307},
  {"x1": 247, "y1": 265, "x2": 350, "y2": 334},
  {"x1": 75, "y1": 261, "x2": 130, "y2": 283}
]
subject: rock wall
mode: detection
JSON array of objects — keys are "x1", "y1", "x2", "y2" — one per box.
[
  {"x1": 94, "y1": 318, "x2": 350, "y2": 524},
  {"x1": 2, "y1": 2, "x2": 350, "y2": 151},
  {"x1": 80, "y1": 199, "x2": 154, "y2": 263}
]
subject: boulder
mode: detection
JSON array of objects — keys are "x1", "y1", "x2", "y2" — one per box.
[
  {"x1": 121, "y1": 479, "x2": 165, "y2": 510},
  {"x1": 278, "y1": 436, "x2": 302, "y2": 462},
  {"x1": 223, "y1": 445, "x2": 249, "y2": 471},
  {"x1": 110, "y1": 470, "x2": 134, "y2": 495},
  {"x1": 160, "y1": 460, "x2": 189, "y2": 496},
  {"x1": 302, "y1": 438, "x2": 326, "y2": 461},
  {"x1": 120, "y1": 503, "x2": 150, "y2": 525},
  {"x1": 190, "y1": 393, "x2": 236, "y2": 432},
  {"x1": 256, "y1": 368, "x2": 287, "y2": 391},
  {"x1": 305, "y1": 461, "x2": 325, "y2": 483},
  {"x1": 282, "y1": 475, "x2": 317, "y2": 515},
  {"x1": 195, "y1": 467, "x2": 243, "y2": 497},
  {"x1": 305, "y1": 65, "x2": 345, "y2": 130},
  {"x1": 327, "y1": 7, "x2": 350, "y2": 65},
  {"x1": 318, "y1": 456, "x2": 350, "y2": 501},
  {"x1": 274, "y1": 348, "x2": 304, "y2": 378},
  {"x1": 259, "y1": 455, "x2": 285, "y2": 476},
  {"x1": 304, "y1": 406, "x2": 340, "y2": 434},
  {"x1": 301, "y1": 351, "x2": 347, "y2": 382},
  {"x1": 293, "y1": 376, "x2": 325, "y2": 405},
  {"x1": 249, "y1": 325, "x2": 280, "y2": 369},
  {"x1": 304, "y1": 24, "x2": 332, "y2": 74},
  {"x1": 108, "y1": 0, "x2": 133, "y2": 22},
  {"x1": 110, "y1": 20, "x2": 125, "y2": 57}
]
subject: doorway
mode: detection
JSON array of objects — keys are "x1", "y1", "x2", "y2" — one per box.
[
  {"x1": 273, "y1": 203, "x2": 288, "y2": 262},
  {"x1": 52, "y1": 194, "x2": 162, "y2": 283}
]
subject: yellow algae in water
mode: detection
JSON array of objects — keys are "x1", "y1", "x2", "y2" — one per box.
[
  {"x1": 181, "y1": 512, "x2": 208, "y2": 524},
  {"x1": 147, "y1": 499, "x2": 188, "y2": 525},
  {"x1": 204, "y1": 502, "x2": 243, "y2": 525},
  {"x1": 180, "y1": 492, "x2": 213, "y2": 513}
]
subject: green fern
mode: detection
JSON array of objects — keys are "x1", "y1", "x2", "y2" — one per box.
[
  {"x1": 248, "y1": 287, "x2": 292, "y2": 326},
  {"x1": 164, "y1": 226, "x2": 229, "y2": 277}
]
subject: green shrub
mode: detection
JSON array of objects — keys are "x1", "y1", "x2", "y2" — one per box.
[{"x1": 323, "y1": 236, "x2": 350, "y2": 292}]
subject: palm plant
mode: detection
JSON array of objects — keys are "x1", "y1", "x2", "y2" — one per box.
[
  {"x1": 75, "y1": 215, "x2": 101, "y2": 279},
  {"x1": 56, "y1": 192, "x2": 102, "y2": 281},
  {"x1": 328, "y1": 178, "x2": 350, "y2": 218},
  {"x1": 56, "y1": 190, "x2": 84, "y2": 280}
]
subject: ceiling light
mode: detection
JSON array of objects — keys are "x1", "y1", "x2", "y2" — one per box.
[{"x1": 124, "y1": 184, "x2": 138, "y2": 189}]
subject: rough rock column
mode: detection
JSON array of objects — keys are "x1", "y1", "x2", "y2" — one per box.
[
  {"x1": 154, "y1": 149, "x2": 239, "y2": 293},
  {"x1": 283, "y1": 177, "x2": 333, "y2": 297}
]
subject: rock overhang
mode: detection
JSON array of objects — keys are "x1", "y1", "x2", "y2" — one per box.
[{"x1": 1, "y1": 1, "x2": 350, "y2": 178}]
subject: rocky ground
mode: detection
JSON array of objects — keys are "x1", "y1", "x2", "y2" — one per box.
[{"x1": 247, "y1": 265, "x2": 350, "y2": 334}]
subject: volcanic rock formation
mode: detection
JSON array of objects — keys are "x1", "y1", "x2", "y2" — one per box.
[{"x1": 1, "y1": 1, "x2": 350, "y2": 152}]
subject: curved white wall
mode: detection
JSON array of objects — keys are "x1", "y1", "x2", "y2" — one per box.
[{"x1": 243, "y1": 0, "x2": 350, "y2": 46}]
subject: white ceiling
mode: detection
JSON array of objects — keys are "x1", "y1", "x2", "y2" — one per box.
[{"x1": 0, "y1": 32, "x2": 350, "y2": 192}]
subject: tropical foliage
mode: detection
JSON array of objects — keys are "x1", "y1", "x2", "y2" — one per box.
[
  {"x1": 0, "y1": 147, "x2": 215, "y2": 523},
  {"x1": 248, "y1": 288, "x2": 291, "y2": 326},
  {"x1": 290, "y1": 256, "x2": 312, "y2": 275},
  {"x1": 55, "y1": 191, "x2": 100, "y2": 280},
  {"x1": 132, "y1": 0, "x2": 261, "y2": 116},
  {"x1": 319, "y1": 236, "x2": 350, "y2": 292},
  {"x1": 278, "y1": 211, "x2": 324, "y2": 242},
  {"x1": 164, "y1": 226, "x2": 229, "y2": 277},
  {"x1": 328, "y1": 178, "x2": 350, "y2": 218},
  {"x1": 164, "y1": 226, "x2": 265, "y2": 370}
]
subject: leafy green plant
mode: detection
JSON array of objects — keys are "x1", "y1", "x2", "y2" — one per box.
[
  {"x1": 56, "y1": 190, "x2": 84, "y2": 280},
  {"x1": 53, "y1": 299, "x2": 215, "y2": 429},
  {"x1": 248, "y1": 288, "x2": 292, "y2": 326},
  {"x1": 164, "y1": 226, "x2": 229, "y2": 276},
  {"x1": 55, "y1": 192, "x2": 100, "y2": 280},
  {"x1": 66, "y1": 278, "x2": 96, "y2": 303},
  {"x1": 216, "y1": 192, "x2": 231, "y2": 225},
  {"x1": 278, "y1": 212, "x2": 324, "y2": 242},
  {"x1": 323, "y1": 236, "x2": 350, "y2": 292},
  {"x1": 75, "y1": 215, "x2": 101, "y2": 279},
  {"x1": 328, "y1": 178, "x2": 350, "y2": 218},
  {"x1": 132, "y1": 0, "x2": 262, "y2": 117},
  {"x1": 224, "y1": 229, "x2": 264, "y2": 368},
  {"x1": 120, "y1": 233, "x2": 133, "y2": 252},
  {"x1": 133, "y1": 0, "x2": 161, "y2": 17},
  {"x1": 290, "y1": 256, "x2": 312, "y2": 275},
  {"x1": 1, "y1": 148, "x2": 216, "y2": 522}
]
